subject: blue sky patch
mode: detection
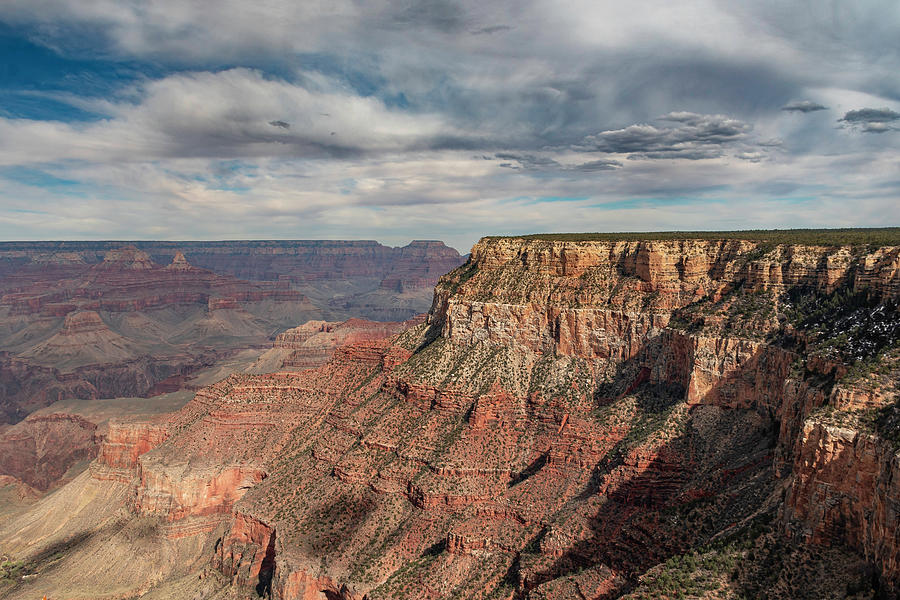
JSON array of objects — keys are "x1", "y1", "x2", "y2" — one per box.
[{"x1": 0, "y1": 165, "x2": 81, "y2": 188}]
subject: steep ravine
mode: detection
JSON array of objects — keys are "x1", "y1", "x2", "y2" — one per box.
[{"x1": 1, "y1": 236, "x2": 899, "y2": 600}]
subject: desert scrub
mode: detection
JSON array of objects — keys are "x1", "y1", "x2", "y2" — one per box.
[
  {"x1": 393, "y1": 322, "x2": 432, "y2": 352},
  {"x1": 665, "y1": 284, "x2": 778, "y2": 339},
  {"x1": 0, "y1": 559, "x2": 24, "y2": 580},
  {"x1": 529, "y1": 354, "x2": 594, "y2": 403},
  {"x1": 875, "y1": 400, "x2": 900, "y2": 451},
  {"x1": 440, "y1": 258, "x2": 479, "y2": 295},
  {"x1": 783, "y1": 288, "x2": 900, "y2": 369},
  {"x1": 740, "y1": 241, "x2": 778, "y2": 263},
  {"x1": 627, "y1": 548, "x2": 741, "y2": 599},
  {"x1": 369, "y1": 551, "x2": 441, "y2": 598},
  {"x1": 624, "y1": 514, "x2": 773, "y2": 600},
  {"x1": 621, "y1": 401, "x2": 688, "y2": 450}
]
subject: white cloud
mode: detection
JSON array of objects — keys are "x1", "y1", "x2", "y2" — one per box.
[{"x1": 0, "y1": 68, "x2": 460, "y2": 166}]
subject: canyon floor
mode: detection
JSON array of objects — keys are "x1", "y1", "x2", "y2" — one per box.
[{"x1": 1, "y1": 231, "x2": 899, "y2": 599}]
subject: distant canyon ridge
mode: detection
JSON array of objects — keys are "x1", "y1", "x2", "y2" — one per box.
[{"x1": 0, "y1": 240, "x2": 464, "y2": 424}]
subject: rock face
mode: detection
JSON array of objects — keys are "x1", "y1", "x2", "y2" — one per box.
[
  {"x1": 784, "y1": 387, "x2": 900, "y2": 584},
  {"x1": 166, "y1": 250, "x2": 192, "y2": 270},
  {"x1": 92, "y1": 421, "x2": 169, "y2": 483},
  {"x1": 0, "y1": 351, "x2": 209, "y2": 424},
  {"x1": 0, "y1": 243, "x2": 320, "y2": 423},
  {"x1": 132, "y1": 463, "x2": 267, "y2": 523},
  {"x1": 214, "y1": 511, "x2": 278, "y2": 591},
  {"x1": 435, "y1": 239, "x2": 899, "y2": 358},
  {"x1": 96, "y1": 245, "x2": 155, "y2": 270},
  {"x1": 0, "y1": 413, "x2": 98, "y2": 490},
  {"x1": 8, "y1": 245, "x2": 309, "y2": 317},
  {"x1": 20, "y1": 311, "x2": 139, "y2": 367},
  {"x1": 0, "y1": 239, "x2": 465, "y2": 311},
  {"x1": 254, "y1": 317, "x2": 423, "y2": 371},
  {"x1": 3, "y1": 234, "x2": 899, "y2": 600},
  {"x1": 378, "y1": 240, "x2": 464, "y2": 293}
]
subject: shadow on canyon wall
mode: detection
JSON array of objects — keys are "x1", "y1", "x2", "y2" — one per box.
[{"x1": 520, "y1": 339, "x2": 783, "y2": 596}]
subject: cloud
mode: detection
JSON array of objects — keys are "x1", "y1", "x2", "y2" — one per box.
[
  {"x1": 0, "y1": 0, "x2": 898, "y2": 247},
  {"x1": 384, "y1": 0, "x2": 467, "y2": 33},
  {"x1": 840, "y1": 108, "x2": 900, "y2": 123},
  {"x1": 571, "y1": 159, "x2": 622, "y2": 171},
  {"x1": 495, "y1": 152, "x2": 561, "y2": 170},
  {"x1": 578, "y1": 112, "x2": 751, "y2": 160},
  {"x1": 495, "y1": 152, "x2": 622, "y2": 172},
  {"x1": 0, "y1": 68, "x2": 464, "y2": 165},
  {"x1": 839, "y1": 107, "x2": 900, "y2": 133},
  {"x1": 735, "y1": 151, "x2": 765, "y2": 162},
  {"x1": 781, "y1": 100, "x2": 827, "y2": 113},
  {"x1": 860, "y1": 122, "x2": 893, "y2": 133},
  {"x1": 471, "y1": 24, "x2": 511, "y2": 35}
]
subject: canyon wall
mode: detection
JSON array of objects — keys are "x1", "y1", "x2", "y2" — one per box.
[
  {"x1": 0, "y1": 239, "x2": 464, "y2": 292},
  {"x1": 2, "y1": 235, "x2": 898, "y2": 600}
]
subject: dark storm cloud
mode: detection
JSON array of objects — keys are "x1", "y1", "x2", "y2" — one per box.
[
  {"x1": 630, "y1": 149, "x2": 726, "y2": 160},
  {"x1": 839, "y1": 108, "x2": 900, "y2": 133},
  {"x1": 495, "y1": 152, "x2": 561, "y2": 170},
  {"x1": 495, "y1": 153, "x2": 621, "y2": 172},
  {"x1": 604, "y1": 56, "x2": 803, "y2": 122},
  {"x1": 840, "y1": 108, "x2": 900, "y2": 123},
  {"x1": 781, "y1": 100, "x2": 828, "y2": 113},
  {"x1": 571, "y1": 159, "x2": 622, "y2": 171},
  {"x1": 578, "y1": 112, "x2": 751, "y2": 160},
  {"x1": 471, "y1": 25, "x2": 511, "y2": 35}
]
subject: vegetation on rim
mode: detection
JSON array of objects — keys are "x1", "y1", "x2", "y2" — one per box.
[{"x1": 486, "y1": 227, "x2": 900, "y2": 246}]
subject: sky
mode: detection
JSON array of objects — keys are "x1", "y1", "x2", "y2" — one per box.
[{"x1": 0, "y1": 1, "x2": 898, "y2": 252}]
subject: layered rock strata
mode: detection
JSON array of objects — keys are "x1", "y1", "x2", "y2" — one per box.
[
  {"x1": 0, "y1": 246, "x2": 319, "y2": 423},
  {"x1": 3, "y1": 235, "x2": 899, "y2": 600},
  {"x1": 0, "y1": 241, "x2": 464, "y2": 425}
]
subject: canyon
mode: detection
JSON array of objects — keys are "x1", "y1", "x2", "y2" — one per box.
[
  {"x1": 0, "y1": 240, "x2": 463, "y2": 426},
  {"x1": 1, "y1": 233, "x2": 899, "y2": 599}
]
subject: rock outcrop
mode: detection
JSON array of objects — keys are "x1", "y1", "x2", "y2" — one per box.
[
  {"x1": 784, "y1": 373, "x2": 900, "y2": 586},
  {"x1": 0, "y1": 246, "x2": 319, "y2": 424},
  {"x1": 19, "y1": 311, "x2": 139, "y2": 368},
  {"x1": 434, "y1": 239, "x2": 899, "y2": 358},
  {"x1": 92, "y1": 420, "x2": 169, "y2": 483},
  {"x1": 251, "y1": 317, "x2": 422, "y2": 371},
  {"x1": 0, "y1": 239, "x2": 465, "y2": 312}
]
